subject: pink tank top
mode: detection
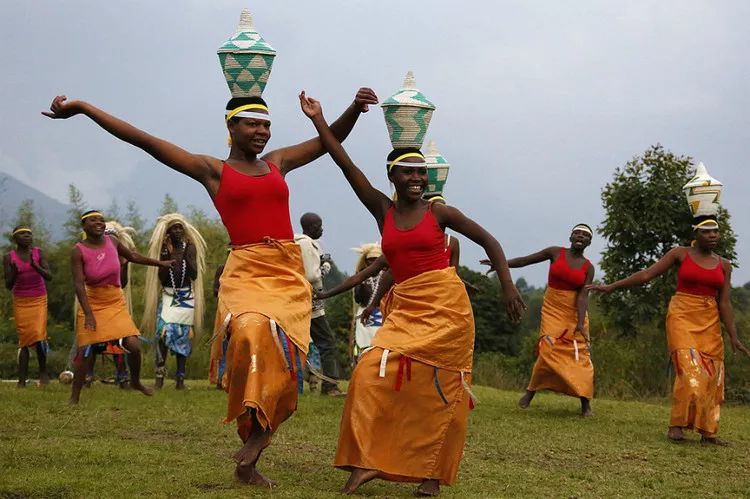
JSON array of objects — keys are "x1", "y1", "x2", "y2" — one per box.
[
  {"x1": 10, "y1": 247, "x2": 46, "y2": 297},
  {"x1": 76, "y1": 236, "x2": 121, "y2": 287}
]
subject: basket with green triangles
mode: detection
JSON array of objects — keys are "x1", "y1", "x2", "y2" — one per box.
[
  {"x1": 424, "y1": 140, "x2": 450, "y2": 197},
  {"x1": 217, "y1": 9, "x2": 276, "y2": 97}
]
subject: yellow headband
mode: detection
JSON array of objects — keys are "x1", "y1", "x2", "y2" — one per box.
[
  {"x1": 387, "y1": 152, "x2": 425, "y2": 172},
  {"x1": 693, "y1": 219, "x2": 719, "y2": 229},
  {"x1": 80, "y1": 211, "x2": 103, "y2": 222},
  {"x1": 13, "y1": 228, "x2": 32, "y2": 236},
  {"x1": 225, "y1": 104, "x2": 270, "y2": 122},
  {"x1": 428, "y1": 195, "x2": 446, "y2": 204}
]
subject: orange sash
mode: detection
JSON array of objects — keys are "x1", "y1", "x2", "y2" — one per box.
[
  {"x1": 76, "y1": 286, "x2": 139, "y2": 347},
  {"x1": 13, "y1": 295, "x2": 48, "y2": 348}
]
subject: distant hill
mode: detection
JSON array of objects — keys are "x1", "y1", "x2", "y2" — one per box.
[{"x1": 0, "y1": 173, "x2": 69, "y2": 240}]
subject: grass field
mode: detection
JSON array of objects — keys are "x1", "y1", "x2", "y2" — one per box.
[{"x1": 1, "y1": 381, "x2": 749, "y2": 498}]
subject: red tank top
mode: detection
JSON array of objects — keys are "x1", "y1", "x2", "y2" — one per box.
[
  {"x1": 676, "y1": 253, "x2": 725, "y2": 296},
  {"x1": 381, "y1": 206, "x2": 450, "y2": 283},
  {"x1": 548, "y1": 247, "x2": 590, "y2": 291},
  {"x1": 213, "y1": 162, "x2": 294, "y2": 245}
]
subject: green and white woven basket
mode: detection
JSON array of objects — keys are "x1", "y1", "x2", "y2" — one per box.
[
  {"x1": 381, "y1": 71, "x2": 436, "y2": 149},
  {"x1": 217, "y1": 9, "x2": 276, "y2": 98},
  {"x1": 424, "y1": 140, "x2": 450, "y2": 197}
]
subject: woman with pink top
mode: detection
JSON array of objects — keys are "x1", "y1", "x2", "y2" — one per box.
[
  {"x1": 3, "y1": 225, "x2": 52, "y2": 387},
  {"x1": 70, "y1": 210, "x2": 172, "y2": 405}
]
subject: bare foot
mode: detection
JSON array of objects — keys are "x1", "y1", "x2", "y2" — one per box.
[
  {"x1": 39, "y1": 373, "x2": 50, "y2": 385},
  {"x1": 131, "y1": 383, "x2": 154, "y2": 396},
  {"x1": 581, "y1": 409, "x2": 595, "y2": 418},
  {"x1": 667, "y1": 426, "x2": 684, "y2": 441},
  {"x1": 234, "y1": 464, "x2": 277, "y2": 488},
  {"x1": 232, "y1": 429, "x2": 271, "y2": 466},
  {"x1": 416, "y1": 479, "x2": 440, "y2": 496},
  {"x1": 700, "y1": 436, "x2": 730, "y2": 447},
  {"x1": 342, "y1": 468, "x2": 379, "y2": 495},
  {"x1": 580, "y1": 399, "x2": 594, "y2": 417},
  {"x1": 68, "y1": 396, "x2": 80, "y2": 406},
  {"x1": 518, "y1": 390, "x2": 534, "y2": 409}
]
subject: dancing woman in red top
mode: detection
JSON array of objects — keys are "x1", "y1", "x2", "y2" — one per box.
[
  {"x1": 300, "y1": 93, "x2": 525, "y2": 496},
  {"x1": 589, "y1": 218, "x2": 750, "y2": 444},
  {"x1": 485, "y1": 224, "x2": 596, "y2": 416},
  {"x1": 44, "y1": 88, "x2": 378, "y2": 486}
]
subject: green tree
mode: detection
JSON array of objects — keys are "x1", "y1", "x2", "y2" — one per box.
[
  {"x1": 124, "y1": 199, "x2": 148, "y2": 249},
  {"x1": 63, "y1": 185, "x2": 88, "y2": 242},
  {"x1": 598, "y1": 144, "x2": 737, "y2": 335},
  {"x1": 159, "y1": 194, "x2": 179, "y2": 216},
  {"x1": 3, "y1": 200, "x2": 51, "y2": 248}
]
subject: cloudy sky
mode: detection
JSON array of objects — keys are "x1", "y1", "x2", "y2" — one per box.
[{"x1": 2, "y1": 1, "x2": 748, "y2": 286}]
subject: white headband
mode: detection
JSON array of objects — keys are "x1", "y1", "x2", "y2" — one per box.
[
  {"x1": 387, "y1": 161, "x2": 426, "y2": 168},
  {"x1": 572, "y1": 225, "x2": 593, "y2": 236},
  {"x1": 225, "y1": 111, "x2": 272, "y2": 122}
]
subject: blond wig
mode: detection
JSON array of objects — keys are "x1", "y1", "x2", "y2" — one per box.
[{"x1": 142, "y1": 213, "x2": 206, "y2": 335}]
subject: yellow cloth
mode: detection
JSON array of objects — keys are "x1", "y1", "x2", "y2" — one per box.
[
  {"x1": 336, "y1": 267, "x2": 474, "y2": 485},
  {"x1": 371, "y1": 267, "x2": 475, "y2": 372},
  {"x1": 527, "y1": 287, "x2": 593, "y2": 399},
  {"x1": 13, "y1": 295, "x2": 48, "y2": 348},
  {"x1": 76, "y1": 286, "x2": 139, "y2": 347},
  {"x1": 218, "y1": 240, "x2": 312, "y2": 429},
  {"x1": 666, "y1": 292, "x2": 724, "y2": 436}
]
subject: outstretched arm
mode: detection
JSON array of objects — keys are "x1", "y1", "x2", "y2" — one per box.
[
  {"x1": 575, "y1": 265, "x2": 595, "y2": 341},
  {"x1": 588, "y1": 247, "x2": 683, "y2": 293},
  {"x1": 267, "y1": 88, "x2": 379, "y2": 176},
  {"x1": 433, "y1": 203, "x2": 525, "y2": 322},
  {"x1": 43, "y1": 96, "x2": 219, "y2": 188},
  {"x1": 299, "y1": 92, "x2": 391, "y2": 226},
  {"x1": 481, "y1": 246, "x2": 558, "y2": 271},
  {"x1": 718, "y1": 262, "x2": 750, "y2": 357},
  {"x1": 114, "y1": 237, "x2": 173, "y2": 269},
  {"x1": 318, "y1": 255, "x2": 389, "y2": 299},
  {"x1": 361, "y1": 269, "x2": 395, "y2": 324}
]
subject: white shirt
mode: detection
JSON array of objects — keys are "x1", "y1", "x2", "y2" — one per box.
[{"x1": 294, "y1": 234, "x2": 326, "y2": 318}]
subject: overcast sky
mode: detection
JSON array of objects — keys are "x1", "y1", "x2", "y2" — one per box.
[{"x1": 2, "y1": 1, "x2": 748, "y2": 286}]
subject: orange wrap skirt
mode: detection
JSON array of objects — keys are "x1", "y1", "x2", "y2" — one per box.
[
  {"x1": 217, "y1": 240, "x2": 312, "y2": 436},
  {"x1": 76, "y1": 286, "x2": 139, "y2": 347},
  {"x1": 527, "y1": 287, "x2": 593, "y2": 399},
  {"x1": 336, "y1": 267, "x2": 475, "y2": 485},
  {"x1": 666, "y1": 292, "x2": 724, "y2": 436},
  {"x1": 13, "y1": 294, "x2": 48, "y2": 348}
]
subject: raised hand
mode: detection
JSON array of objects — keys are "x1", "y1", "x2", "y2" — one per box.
[
  {"x1": 299, "y1": 91, "x2": 323, "y2": 120},
  {"x1": 479, "y1": 258, "x2": 495, "y2": 274},
  {"x1": 42, "y1": 95, "x2": 84, "y2": 119},
  {"x1": 354, "y1": 87, "x2": 379, "y2": 113}
]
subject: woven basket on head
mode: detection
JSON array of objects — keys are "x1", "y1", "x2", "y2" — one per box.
[
  {"x1": 217, "y1": 9, "x2": 276, "y2": 98},
  {"x1": 683, "y1": 162, "x2": 723, "y2": 218},
  {"x1": 424, "y1": 140, "x2": 450, "y2": 197},
  {"x1": 381, "y1": 71, "x2": 436, "y2": 149}
]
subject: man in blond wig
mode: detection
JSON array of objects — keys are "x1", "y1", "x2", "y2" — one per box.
[{"x1": 143, "y1": 213, "x2": 206, "y2": 389}]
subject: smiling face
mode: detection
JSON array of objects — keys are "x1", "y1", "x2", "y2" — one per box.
[
  {"x1": 82, "y1": 214, "x2": 106, "y2": 239},
  {"x1": 569, "y1": 229, "x2": 592, "y2": 250},
  {"x1": 694, "y1": 227, "x2": 720, "y2": 250},
  {"x1": 388, "y1": 156, "x2": 428, "y2": 202},
  {"x1": 228, "y1": 115, "x2": 271, "y2": 155}
]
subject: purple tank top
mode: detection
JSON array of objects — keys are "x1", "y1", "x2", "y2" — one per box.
[
  {"x1": 76, "y1": 236, "x2": 121, "y2": 287},
  {"x1": 10, "y1": 247, "x2": 46, "y2": 297}
]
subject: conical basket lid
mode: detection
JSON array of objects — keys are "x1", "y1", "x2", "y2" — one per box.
[
  {"x1": 683, "y1": 162, "x2": 723, "y2": 217},
  {"x1": 218, "y1": 9, "x2": 276, "y2": 55},
  {"x1": 381, "y1": 71, "x2": 436, "y2": 109}
]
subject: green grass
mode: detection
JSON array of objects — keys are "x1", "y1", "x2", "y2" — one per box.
[{"x1": 1, "y1": 381, "x2": 749, "y2": 498}]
